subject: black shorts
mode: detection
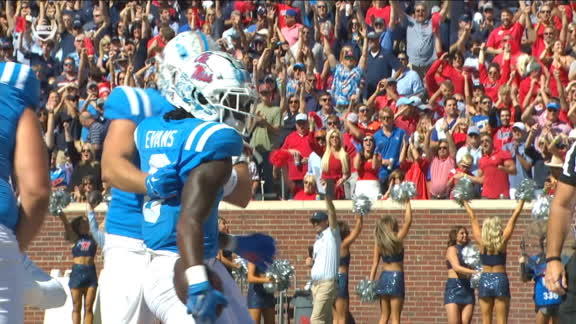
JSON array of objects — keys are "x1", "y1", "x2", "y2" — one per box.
[{"x1": 560, "y1": 255, "x2": 576, "y2": 323}]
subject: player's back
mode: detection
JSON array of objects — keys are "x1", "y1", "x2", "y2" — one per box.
[
  {"x1": 136, "y1": 115, "x2": 243, "y2": 258},
  {"x1": 0, "y1": 62, "x2": 39, "y2": 231},
  {"x1": 103, "y1": 86, "x2": 174, "y2": 240}
]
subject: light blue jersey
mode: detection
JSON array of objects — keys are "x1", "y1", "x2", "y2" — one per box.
[
  {"x1": 135, "y1": 116, "x2": 243, "y2": 258},
  {"x1": 102, "y1": 86, "x2": 174, "y2": 239},
  {"x1": 0, "y1": 62, "x2": 40, "y2": 231}
]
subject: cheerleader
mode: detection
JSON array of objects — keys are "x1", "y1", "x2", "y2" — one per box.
[
  {"x1": 247, "y1": 262, "x2": 275, "y2": 324},
  {"x1": 463, "y1": 200, "x2": 525, "y2": 324},
  {"x1": 333, "y1": 213, "x2": 363, "y2": 324},
  {"x1": 369, "y1": 200, "x2": 413, "y2": 324},
  {"x1": 445, "y1": 226, "x2": 477, "y2": 324}
]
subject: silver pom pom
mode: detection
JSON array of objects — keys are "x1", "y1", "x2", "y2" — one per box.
[
  {"x1": 390, "y1": 181, "x2": 417, "y2": 203},
  {"x1": 532, "y1": 195, "x2": 552, "y2": 221},
  {"x1": 352, "y1": 194, "x2": 372, "y2": 216},
  {"x1": 103, "y1": 192, "x2": 112, "y2": 205},
  {"x1": 452, "y1": 177, "x2": 475, "y2": 206},
  {"x1": 461, "y1": 244, "x2": 482, "y2": 288},
  {"x1": 264, "y1": 260, "x2": 295, "y2": 293},
  {"x1": 231, "y1": 256, "x2": 248, "y2": 282},
  {"x1": 48, "y1": 190, "x2": 71, "y2": 216},
  {"x1": 355, "y1": 278, "x2": 377, "y2": 302},
  {"x1": 515, "y1": 179, "x2": 538, "y2": 202}
]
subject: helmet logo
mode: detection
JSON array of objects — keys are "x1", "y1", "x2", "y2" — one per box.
[{"x1": 191, "y1": 64, "x2": 213, "y2": 83}]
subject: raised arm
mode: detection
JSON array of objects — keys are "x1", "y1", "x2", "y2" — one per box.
[
  {"x1": 342, "y1": 213, "x2": 363, "y2": 249},
  {"x1": 502, "y1": 199, "x2": 525, "y2": 243},
  {"x1": 397, "y1": 200, "x2": 412, "y2": 240},
  {"x1": 325, "y1": 182, "x2": 338, "y2": 230},
  {"x1": 357, "y1": 26, "x2": 369, "y2": 71},
  {"x1": 463, "y1": 201, "x2": 483, "y2": 246}
]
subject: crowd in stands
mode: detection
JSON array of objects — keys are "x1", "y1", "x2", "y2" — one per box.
[{"x1": 1, "y1": 0, "x2": 574, "y2": 201}]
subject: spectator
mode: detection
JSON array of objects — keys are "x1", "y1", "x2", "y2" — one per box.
[
  {"x1": 425, "y1": 123, "x2": 457, "y2": 199},
  {"x1": 447, "y1": 154, "x2": 475, "y2": 198},
  {"x1": 250, "y1": 83, "x2": 283, "y2": 196},
  {"x1": 294, "y1": 174, "x2": 319, "y2": 201},
  {"x1": 392, "y1": 0, "x2": 449, "y2": 78},
  {"x1": 281, "y1": 113, "x2": 313, "y2": 197},
  {"x1": 485, "y1": 8, "x2": 529, "y2": 55},
  {"x1": 321, "y1": 129, "x2": 350, "y2": 200},
  {"x1": 354, "y1": 134, "x2": 381, "y2": 201},
  {"x1": 478, "y1": 133, "x2": 517, "y2": 199},
  {"x1": 280, "y1": 9, "x2": 302, "y2": 47},
  {"x1": 502, "y1": 122, "x2": 533, "y2": 199},
  {"x1": 374, "y1": 107, "x2": 405, "y2": 194},
  {"x1": 391, "y1": 52, "x2": 425, "y2": 98},
  {"x1": 308, "y1": 129, "x2": 327, "y2": 198},
  {"x1": 79, "y1": 111, "x2": 106, "y2": 160},
  {"x1": 394, "y1": 96, "x2": 424, "y2": 136},
  {"x1": 316, "y1": 92, "x2": 339, "y2": 127},
  {"x1": 368, "y1": 78, "x2": 399, "y2": 112},
  {"x1": 69, "y1": 143, "x2": 102, "y2": 193},
  {"x1": 493, "y1": 108, "x2": 514, "y2": 151},
  {"x1": 456, "y1": 126, "x2": 483, "y2": 179}
]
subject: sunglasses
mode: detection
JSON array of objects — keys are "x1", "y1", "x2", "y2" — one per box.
[
  {"x1": 327, "y1": 121, "x2": 338, "y2": 126},
  {"x1": 81, "y1": 149, "x2": 91, "y2": 153},
  {"x1": 64, "y1": 62, "x2": 74, "y2": 66},
  {"x1": 316, "y1": 136, "x2": 326, "y2": 141},
  {"x1": 380, "y1": 115, "x2": 393, "y2": 120},
  {"x1": 289, "y1": 100, "x2": 299, "y2": 104},
  {"x1": 320, "y1": 98, "x2": 330, "y2": 102},
  {"x1": 438, "y1": 146, "x2": 448, "y2": 150},
  {"x1": 480, "y1": 139, "x2": 492, "y2": 143},
  {"x1": 541, "y1": 10, "x2": 551, "y2": 14},
  {"x1": 304, "y1": 181, "x2": 315, "y2": 185},
  {"x1": 83, "y1": 182, "x2": 93, "y2": 185},
  {"x1": 482, "y1": 101, "x2": 491, "y2": 104},
  {"x1": 359, "y1": 108, "x2": 368, "y2": 113},
  {"x1": 344, "y1": 55, "x2": 354, "y2": 60},
  {"x1": 364, "y1": 138, "x2": 374, "y2": 142},
  {"x1": 307, "y1": 78, "x2": 316, "y2": 82}
]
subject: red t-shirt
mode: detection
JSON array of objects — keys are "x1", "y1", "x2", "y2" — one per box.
[
  {"x1": 479, "y1": 58, "x2": 511, "y2": 102},
  {"x1": 493, "y1": 126, "x2": 513, "y2": 151},
  {"x1": 357, "y1": 158, "x2": 379, "y2": 180},
  {"x1": 322, "y1": 153, "x2": 348, "y2": 180},
  {"x1": 519, "y1": 76, "x2": 540, "y2": 109},
  {"x1": 365, "y1": 6, "x2": 391, "y2": 26},
  {"x1": 401, "y1": 158, "x2": 430, "y2": 200},
  {"x1": 358, "y1": 121, "x2": 382, "y2": 137},
  {"x1": 374, "y1": 95, "x2": 397, "y2": 112},
  {"x1": 486, "y1": 22, "x2": 525, "y2": 51},
  {"x1": 281, "y1": 131, "x2": 313, "y2": 180},
  {"x1": 479, "y1": 149, "x2": 513, "y2": 199},
  {"x1": 395, "y1": 114, "x2": 419, "y2": 136},
  {"x1": 293, "y1": 190, "x2": 317, "y2": 200}
]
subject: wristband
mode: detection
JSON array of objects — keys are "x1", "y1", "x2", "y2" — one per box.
[
  {"x1": 545, "y1": 256, "x2": 562, "y2": 263},
  {"x1": 185, "y1": 265, "x2": 209, "y2": 286},
  {"x1": 222, "y1": 168, "x2": 238, "y2": 197}
]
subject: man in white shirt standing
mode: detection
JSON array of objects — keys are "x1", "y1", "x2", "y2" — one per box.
[{"x1": 308, "y1": 181, "x2": 340, "y2": 323}]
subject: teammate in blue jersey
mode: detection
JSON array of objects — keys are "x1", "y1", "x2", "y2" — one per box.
[
  {"x1": 136, "y1": 50, "x2": 276, "y2": 323},
  {"x1": 99, "y1": 31, "x2": 254, "y2": 324},
  {"x1": 0, "y1": 62, "x2": 50, "y2": 324}
]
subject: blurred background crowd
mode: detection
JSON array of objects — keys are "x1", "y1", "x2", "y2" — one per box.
[{"x1": 1, "y1": 0, "x2": 574, "y2": 201}]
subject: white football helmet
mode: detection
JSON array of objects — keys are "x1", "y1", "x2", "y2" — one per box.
[
  {"x1": 161, "y1": 50, "x2": 257, "y2": 134},
  {"x1": 157, "y1": 31, "x2": 217, "y2": 109}
]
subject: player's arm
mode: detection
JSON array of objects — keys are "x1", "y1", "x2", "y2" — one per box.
[
  {"x1": 14, "y1": 109, "x2": 50, "y2": 250},
  {"x1": 101, "y1": 120, "x2": 147, "y2": 193},
  {"x1": 102, "y1": 120, "x2": 179, "y2": 199},
  {"x1": 222, "y1": 162, "x2": 251, "y2": 208}
]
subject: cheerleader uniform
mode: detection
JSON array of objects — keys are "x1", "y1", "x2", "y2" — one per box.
[
  {"x1": 444, "y1": 244, "x2": 475, "y2": 305},
  {"x1": 478, "y1": 252, "x2": 510, "y2": 298},
  {"x1": 322, "y1": 154, "x2": 349, "y2": 200},
  {"x1": 355, "y1": 158, "x2": 380, "y2": 201},
  {"x1": 247, "y1": 267, "x2": 276, "y2": 310},
  {"x1": 68, "y1": 235, "x2": 98, "y2": 289},
  {"x1": 375, "y1": 252, "x2": 405, "y2": 298},
  {"x1": 337, "y1": 254, "x2": 350, "y2": 299}
]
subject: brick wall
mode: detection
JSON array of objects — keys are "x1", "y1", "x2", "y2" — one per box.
[{"x1": 24, "y1": 200, "x2": 561, "y2": 323}]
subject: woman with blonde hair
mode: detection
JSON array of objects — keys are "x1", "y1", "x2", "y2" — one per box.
[
  {"x1": 369, "y1": 199, "x2": 413, "y2": 324},
  {"x1": 321, "y1": 129, "x2": 350, "y2": 199},
  {"x1": 96, "y1": 35, "x2": 111, "y2": 73},
  {"x1": 463, "y1": 199, "x2": 525, "y2": 324}
]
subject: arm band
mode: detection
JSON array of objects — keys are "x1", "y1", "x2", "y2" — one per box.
[
  {"x1": 545, "y1": 256, "x2": 562, "y2": 263},
  {"x1": 222, "y1": 168, "x2": 238, "y2": 197},
  {"x1": 185, "y1": 265, "x2": 209, "y2": 285}
]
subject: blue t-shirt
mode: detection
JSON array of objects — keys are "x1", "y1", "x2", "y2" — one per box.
[
  {"x1": 0, "y1": 62, "x2": 40, "y2": 231},
  {"x1": 102, "y1": 86, "x2": 174, "y2": 239},
  {"x1": 373, "y1": 127, "x2": 405, "y2": 181},
  {"x1": 136, "y1": 117, "x2": 243, "y2": 258},
  {"x1": 525, "y1": 256, "x2": 562, "y2": 307}
]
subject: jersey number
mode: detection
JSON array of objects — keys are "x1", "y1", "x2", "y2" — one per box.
[{"x1": 143, "y1": 154, "x2": 172, "y2": 224}]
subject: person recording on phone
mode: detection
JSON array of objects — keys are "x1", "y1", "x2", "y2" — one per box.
[{"x1": 307, "y1": 180, "x2": 340, "y2": 323}]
